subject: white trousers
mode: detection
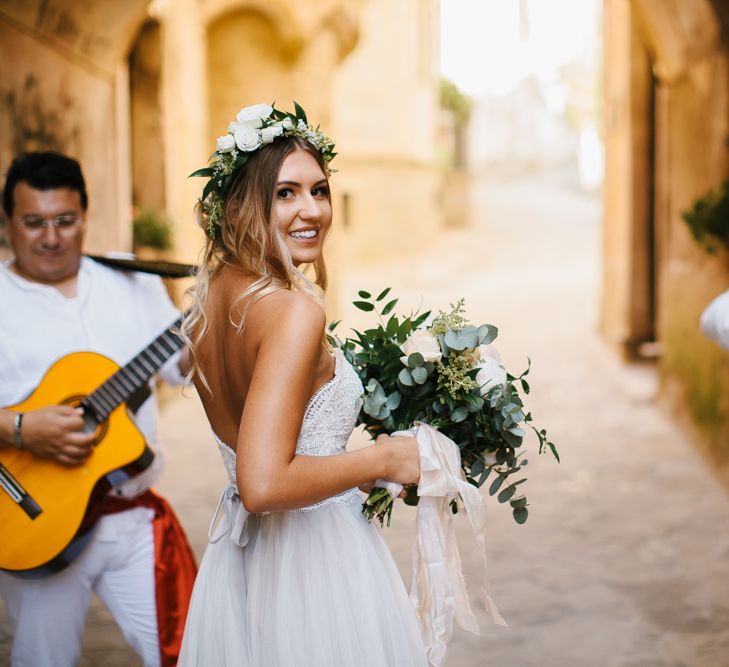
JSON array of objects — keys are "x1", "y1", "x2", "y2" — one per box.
[{"x1": 0, "y1": 507, "x2": 160, "y2": 667}]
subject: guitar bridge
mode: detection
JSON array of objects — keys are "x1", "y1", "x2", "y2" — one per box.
[{"x1": 0, "y1": 463, "x2": 43, "y2": 519}]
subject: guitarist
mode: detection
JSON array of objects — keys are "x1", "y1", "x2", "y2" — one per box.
[{"x1": 0, "y1": 151, "x2": 196, "y2": 667}]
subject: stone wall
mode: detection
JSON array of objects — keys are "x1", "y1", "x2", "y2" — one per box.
[
  {"x1": 0, "y1": 0, "x2": 150, "y2": 252},
  {"x1": 602, "y1": 0, "x2": 729, "y2": 464}
]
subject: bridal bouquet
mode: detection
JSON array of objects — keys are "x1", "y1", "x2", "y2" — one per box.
[{"x1": 330, "y1": 289, "x2": 559, "y2": 527}]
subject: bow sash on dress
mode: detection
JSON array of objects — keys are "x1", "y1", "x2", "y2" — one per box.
[{"x1": 208, "y1": 484, "x2": 252, "y2": 547}]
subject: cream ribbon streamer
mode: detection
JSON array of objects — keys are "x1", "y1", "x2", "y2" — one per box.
[
  {"x1": 376, "y1": 422, "x2": 506, "y2": 667},
  {"x1": 208, "y1": 484, "x2": 251, "y2": 547}
]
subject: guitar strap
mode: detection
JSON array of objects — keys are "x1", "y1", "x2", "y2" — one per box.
[{"x1": 85, "y1": 254, "x2": 197, "y2": 279}]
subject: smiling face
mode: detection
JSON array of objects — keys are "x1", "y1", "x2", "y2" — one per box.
[
  {"x1": 5, "y1": 182, "x2": 86, "y2": 286},
  {"x1": 273, "y1": 148, "x2": 332, "y2": 266}
]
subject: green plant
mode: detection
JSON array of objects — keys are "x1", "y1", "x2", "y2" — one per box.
[
  {"x1": 132, "y1": 207, "x2": 173, "y2": 250},
  {"x1": 440, "y1": 78, "x2": 472, "y2": 127},
  {"x1": 682, "y1": 180, "x2": 729, "y2": 253}
]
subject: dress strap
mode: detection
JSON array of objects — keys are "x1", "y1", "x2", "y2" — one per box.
[{"x1": 208, "y1": 484, "x2": 251, "y2": 547}]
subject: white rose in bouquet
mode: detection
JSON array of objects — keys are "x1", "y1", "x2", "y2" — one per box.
[
  {"x1": 400, "y1": 330, "x2": 442, "y2": 366},
  {"x1": 476, "y1": 354, "x2": 507, "y2": 397},
  {"x1": 216, "y1": 134, "x2": 236, "y2": 153},
  {"x1": 475, "y1": 343, "x2": 501, "y2": 364},
  {"x1": 234, "y1": 125, "x2": 262, "y2": 152},
  {"x1": 236, "y1": 103, "x2": 273, "y2": 128}
]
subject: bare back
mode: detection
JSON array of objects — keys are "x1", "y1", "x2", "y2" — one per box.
[{"x1": 192, "y1": 266, "x2": 335, "y2": 449}]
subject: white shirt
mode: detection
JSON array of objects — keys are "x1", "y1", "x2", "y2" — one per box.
[
  {"x1": 701, "y1": 289, "x2": 729, "y2": 350},
  {"x1": 0, "y1": 257, "x2": 184, "y2": 497}
]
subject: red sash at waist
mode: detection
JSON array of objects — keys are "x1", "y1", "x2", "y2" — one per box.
[{"x1": 104, "y1": 490, "x2": 197, "y2": 667}]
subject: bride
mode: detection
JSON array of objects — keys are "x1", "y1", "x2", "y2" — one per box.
[{"x1": 178, "y1": 103, "x2": 428, "y2": 666}]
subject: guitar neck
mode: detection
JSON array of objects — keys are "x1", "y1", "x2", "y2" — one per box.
[{"x1": 82, "y1": 316, "x2": 185, "y2": 423}]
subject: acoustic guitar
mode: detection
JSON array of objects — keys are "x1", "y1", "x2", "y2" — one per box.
[{"x1": 0, "y1": 317, "x2": 184, "y2": 577}]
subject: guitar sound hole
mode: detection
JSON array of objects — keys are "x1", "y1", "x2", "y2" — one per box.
[{"x1": 60, "y1": 395, "x2": 109, "y2": 447}]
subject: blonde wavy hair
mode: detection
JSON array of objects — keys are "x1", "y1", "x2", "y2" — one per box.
[{"x1": 181, "y1": 136, "x2": 330, "y2": 387}]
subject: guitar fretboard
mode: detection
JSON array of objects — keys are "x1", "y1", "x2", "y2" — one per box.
[{"x1": 82, "y1": 317, "x2": 185, "y2": 423}]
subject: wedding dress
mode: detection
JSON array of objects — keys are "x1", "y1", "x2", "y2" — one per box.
[{"x1": 179, "y1": 349, "x2": 428, "y2": 666}]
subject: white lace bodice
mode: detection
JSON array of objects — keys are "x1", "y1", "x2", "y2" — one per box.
[{"x1": 213, "y1": 348, "x2": 364, "y2": 512}]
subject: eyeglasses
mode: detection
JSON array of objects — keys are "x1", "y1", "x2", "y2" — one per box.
[{"x1": 16, "y1": 215, "x2": 83, "y2": 235}]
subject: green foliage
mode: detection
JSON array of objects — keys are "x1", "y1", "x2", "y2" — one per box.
[
  {"x1": 332, "y1": 289, "x2": 559, "y2": 526},
  {"x1": 132, "y1": 208, "x2": 173, "y2": 250},
  {"x1": 440, "y1": 78, "x2": 472, "y2": 127},
  {"x1": 682, "y1": 180, "x2": 729, "y2": 254}
]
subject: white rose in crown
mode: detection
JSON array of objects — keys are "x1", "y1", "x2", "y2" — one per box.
[
  {"x1": 236, "y1": 103, "x2": 273, "y2": 128},
  {"x1": 216, "y1": 134, "x2": 236, "y2": 153},
  {"x1": 474, "y1": 344, "x2": 507, "y2": 397},
  {"x1": 261, "y1": 125, "x2": 284, "y2": 144},
  {"x1": 234, "y1": 125, "x2": 262, "y2": 152},
  {"x1": 400, "y1": 330, "x2": 443, "y2": 366}
]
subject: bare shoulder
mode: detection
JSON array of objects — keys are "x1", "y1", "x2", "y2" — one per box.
[{"x1": 247, "y1": 289, "x2": 326, "y2": 347}]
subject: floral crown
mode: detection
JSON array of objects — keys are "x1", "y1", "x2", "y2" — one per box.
[{"x1": 190, "y1": 102, "x2": 336, "y2": 239}]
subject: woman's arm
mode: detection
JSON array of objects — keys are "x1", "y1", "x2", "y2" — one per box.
[{"x1": 236, "y1": 291, "x2": 419, "y2": 513}]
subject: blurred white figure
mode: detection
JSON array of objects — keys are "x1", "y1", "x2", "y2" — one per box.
[{"x1": 700, "y1": 290, "x2": 729, "y2": 349}]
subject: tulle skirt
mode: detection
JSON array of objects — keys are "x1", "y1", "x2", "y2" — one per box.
[{"x1": 179, "y1": 495, "x2": 428, "y2": 666}]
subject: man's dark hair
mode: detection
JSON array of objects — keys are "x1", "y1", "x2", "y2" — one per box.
[{"x1": 2, "y1": 151, "x2": 88, "y2": 217}]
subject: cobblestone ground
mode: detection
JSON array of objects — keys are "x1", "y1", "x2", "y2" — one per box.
[{"x1": 3, "y1": 174, "x2": 729, "y2": 666}]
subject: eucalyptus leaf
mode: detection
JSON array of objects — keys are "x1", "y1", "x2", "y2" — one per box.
[
  {"x1": 407, "y1": 352, "x2": 425, "y2": 368},
  {"x1": 398, "y1": 368, "x2": 415, "y2": 386},
  {"x1": 451, "y1": 406, "x2": 468, "y2": 422},
  {"x1": 386, "y1": 392, "x2": 402, "y2": 410},
  {"x1": 411, "y1": 310, "x2": 432, "y2": 328},
  {"x1": 376, "y1": 287, "x2": 391, "y2": 301},
  {"x1": 444, "y1": 330, "x2": 466, "y2": 350},
  {"x1": 547, "y1": 442, "x2": 560, "y2": 463},
  {"x1": 386, "y1": 316, "x2": 399, "y2": 338},
  {"x1": 412, "y1": 367, "x2": 428, "y2": 384},
  {"x1": 470, "y1": 458, "x2": 485, "y2": 477},
  {"x1": 513, "y1": 506, "x2": 528, "y2": 524},
  {"x1": 376, "y1": 406, "x2": 391, "y2": 420},
  {"x1": 497, "y1": 486, "x2": 517, "y2": 503},
  {"x1": 382, "y1": 298, "x2": 399, "y2": 316},
  {"x1": 477, "y1": 324, "x2": 498, "y2": 345},
  {"x1": 353, "y1": 301, "x2": 375, "y2": 312},
  {"x1": 489, "y1": 476, "x2": 504, "y2": 496}
]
